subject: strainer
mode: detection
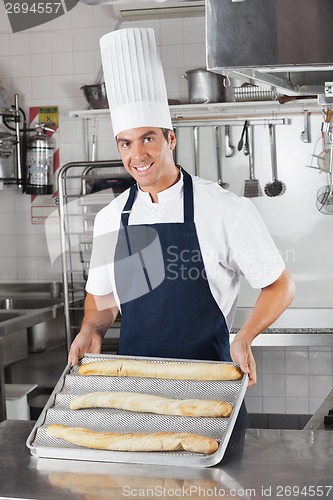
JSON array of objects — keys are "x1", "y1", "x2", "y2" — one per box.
[{"x1": 264, "y1": 124, "x2": 286, "y2": 197}]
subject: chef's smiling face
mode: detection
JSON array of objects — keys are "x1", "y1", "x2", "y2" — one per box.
[{"x1": 116, "y1": 127, "x2": 178, "y2": 201}]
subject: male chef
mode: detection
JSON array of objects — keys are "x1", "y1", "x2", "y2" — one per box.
[{"x1": 69, "y1": 28, "x2": 295, "y2": 401}]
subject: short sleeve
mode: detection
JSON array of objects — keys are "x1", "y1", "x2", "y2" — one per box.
[
  {"x1": 227, "y1": 198, "x2": 285, "y2": 288},
  {"x1": 85, "y1": 210, "x2": 119, "y2": 296}
]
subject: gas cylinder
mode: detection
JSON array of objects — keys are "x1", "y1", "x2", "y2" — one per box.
[{"x1": 25, "y1": 125, "x2": 54, "y2": 194}]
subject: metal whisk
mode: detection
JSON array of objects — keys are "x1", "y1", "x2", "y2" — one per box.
[{"x1": 316, "y1": 138, "x2": 333, "y2": 215}]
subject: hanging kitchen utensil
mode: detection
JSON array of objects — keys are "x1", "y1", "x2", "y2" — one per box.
[
  {"x1": 305, "y1": 133, "x2": 330, "y2": 172},
  {"x1": 214, "y1": 125, "x2": 228, "y2": 188},
  {"x1": 193, "y1": 126, "x2": 199, "y2": 176},
  {"x1": 237, "y1": 120, "x2": 248, "y2": 151},
  {"x1": 90, "y1": 119, "x2": 97, "y2": 162},
  {"x1": 316, "y1": 183, "x2": 333, "y2": 214},
  {"x1": 322, "y1": 108, "x2": 333, "y2": 139},
  {"x1": 91, "y1": 134, "x2": 96, "y2": 162},
  {"x1": 316, "y1": 141, "x2": 333, "y2": 215},
  {"x1": 244, "y1": 124, "x2": 262, "y2": 198},
  {"x1": 224, "y1": 125, "x2": 234, "y2": 157},
  {"x1": 243, "y1": 123, "x2": 249, "y2": 156},
  {"x1": 300, "y1": 110, "x2": 311, "y2": 143},
  {"x1": 264, "y1": 124, "x2": 286, "y2": 197},
  {"x1": 316, "y1": 149, "x2": 330, "y2": 173}
]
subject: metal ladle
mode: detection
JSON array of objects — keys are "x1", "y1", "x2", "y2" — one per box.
[
  {"x1": 214, "y1": 125, "x2": 228, "y2": 187},
  {"x1": 193, "y1": 126, "x2": 199, "y2": 176}
]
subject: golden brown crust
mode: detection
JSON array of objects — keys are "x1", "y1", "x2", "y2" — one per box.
[
  {"x1": 47, "y1": 424, "x2": 219, "y2": 454},
  {"x1": 77, "y1": 359, "x2": 242, "y2": 381},
  {"x1": 70, "y1": 391, "x2": 232, "y2": 417}
]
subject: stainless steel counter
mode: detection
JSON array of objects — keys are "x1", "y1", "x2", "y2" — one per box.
[
  {"x1": 230, "y1": 329, "x2": 333, "y2": 347},
  {"x1": 1, "y1": 420, "x2": 333, "y2": 499},
  {"x1": 230, "y1": 307, "x2": 333, "y2": 346}
]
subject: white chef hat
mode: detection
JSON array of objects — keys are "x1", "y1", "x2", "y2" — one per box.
[{"x1": 100, "y1": 27, "x2": 172, "y2": 137}]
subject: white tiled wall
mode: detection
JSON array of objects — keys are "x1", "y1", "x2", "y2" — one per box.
[
  {"x1": 0, "y1": 3, "x2": 332, "y2": 416},
  {"x1": 0, "y1": 4, "x2": 207, "y2": 283},
  {"x1": 246, "y1": 347, "x2": 333, "y2": 415},
  {"x1": 0, "y1": 187, "x2": 62, "y2": 281}
]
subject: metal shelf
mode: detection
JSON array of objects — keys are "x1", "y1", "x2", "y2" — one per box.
[
  {"x1": 69, "y1": 100, "x2": 322, "y2": 161},
  {"x1": 57, "y1": 160, "x2": 134, "y2": 353},
  {"x1": 69, "y1": 99, "x2": 322, "y2": 121}
]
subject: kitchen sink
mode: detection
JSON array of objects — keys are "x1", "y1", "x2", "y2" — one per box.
[{"x1": 0, "y1": 283, "x2": 66, "y2": 358}]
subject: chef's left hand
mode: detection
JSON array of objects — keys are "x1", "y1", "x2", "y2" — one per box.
[{"x1": 230, "y1": 334, "x2": 256, "y2": 387}]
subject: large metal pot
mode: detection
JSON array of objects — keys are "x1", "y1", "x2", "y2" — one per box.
[
  {"x1": 81, "y1": 83, "x2": 109, "y2": 109},
  {"x1": 183, "y1": 68, "x2": 225, "y2": 104},
  {"x1": 0, "y1": 133, "x2": 16, "y2": 180}
]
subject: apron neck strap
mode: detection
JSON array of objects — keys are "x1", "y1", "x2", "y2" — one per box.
[
  {"x1": 181, "y1": 167, "x2": 194, "y2": 223},
  {"x1": 121, "y1": 183, "x2": 137, "y2": 226},
  {"x1": 121, "y1": 166, "x2": 194, "y2": 226}
]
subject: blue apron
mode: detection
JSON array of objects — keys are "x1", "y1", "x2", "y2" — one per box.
[{"x1": 114, "y1": 168, "x2": 248, "y2": 426}]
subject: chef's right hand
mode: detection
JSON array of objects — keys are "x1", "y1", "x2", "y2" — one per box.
[
  {"x1": 68, "y1": 327, "x2": 104, "y2": 367},
  {"x1": 68, "y1": 292, "x2": 118, "y2": 366}
]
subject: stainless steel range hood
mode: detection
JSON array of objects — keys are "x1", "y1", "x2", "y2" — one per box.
[{"x1": 206, "y1": 0, "x2": 333, "y2": 97}]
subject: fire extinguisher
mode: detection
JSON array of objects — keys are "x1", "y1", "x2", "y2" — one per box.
[{"x1": 25, "y1": 124, "x2": 54, "y2": 194}]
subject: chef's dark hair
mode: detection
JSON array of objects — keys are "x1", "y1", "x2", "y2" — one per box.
[{"x1": 161, "y1": 128, "x2": 172, "y2": 142}]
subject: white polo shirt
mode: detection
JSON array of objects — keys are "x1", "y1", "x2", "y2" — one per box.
[{"x1": 86, "y1": 172, "x2": 285, "y2": 329}]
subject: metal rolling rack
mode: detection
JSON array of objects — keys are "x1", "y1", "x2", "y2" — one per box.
[{"x1": 57, "y1": 160, "x2": 135, "y2": 354}]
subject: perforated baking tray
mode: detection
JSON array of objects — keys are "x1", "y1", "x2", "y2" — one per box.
[{"x1": 27, "y1": 354, "x2": 248, "y2": 468}]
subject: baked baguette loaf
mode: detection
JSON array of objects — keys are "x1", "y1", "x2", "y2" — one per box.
[
  {"x1": 77, "y1": 359, "x2": 242, "y2": 381},
  {"x1": 47, "y1": 424, "x2": 218, "y2": 454},
  {"x1": 70, "y1": 391, "x2": 232, "y2": 417}
]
